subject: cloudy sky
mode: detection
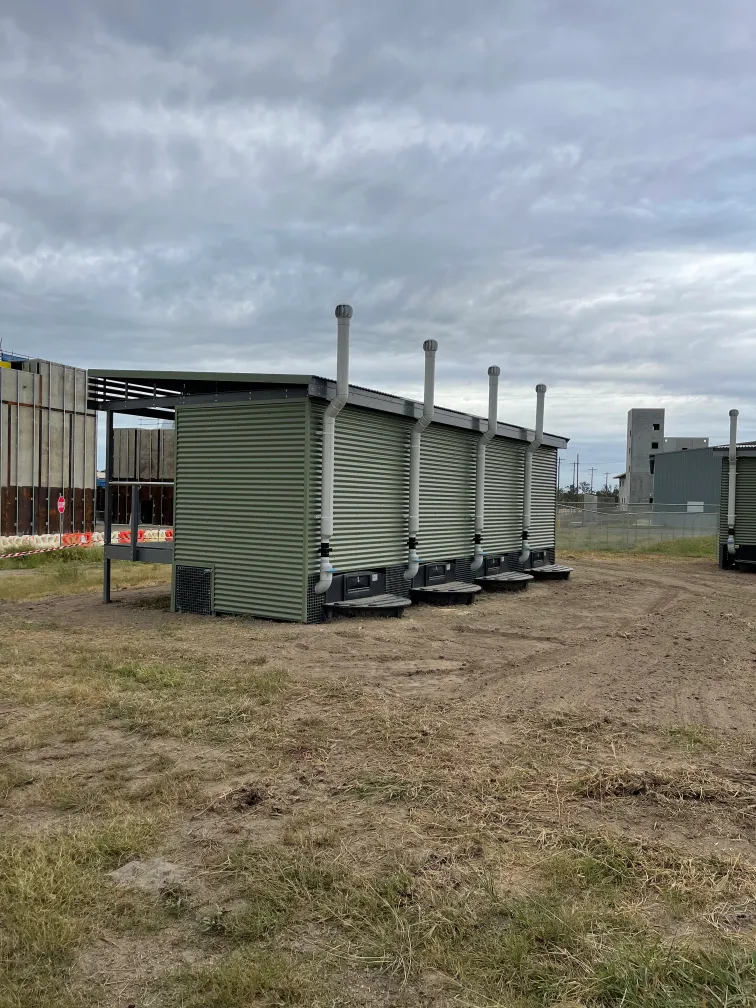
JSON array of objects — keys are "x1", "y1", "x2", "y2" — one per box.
[{"x1": 2, "y1": 0, "x2": 756, "y2": 483}]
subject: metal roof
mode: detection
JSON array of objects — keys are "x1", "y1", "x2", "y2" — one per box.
[
  {"x1": 88, "y1": 368, "x2": 310, "y2": 386},
  {"x1": 713, "y1": 442, "x2": 756, "y2": 454},
  {"x1": 87, "y1": 368, "x2": 569, "y2": 449}
]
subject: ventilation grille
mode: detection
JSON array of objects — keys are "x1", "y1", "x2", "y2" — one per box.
[
  {"x1": 306, "y1": 574, "x2": 326, "y2": 624},
  {"x1": 175, "y1": 566, "x2": 213, "y2": 615},
  {"x1": 455, "y1": 558, "x2": 473, "y2": 583},
  {"x1": 384, "y1": 564, "x2": 413, "y2": 599}
]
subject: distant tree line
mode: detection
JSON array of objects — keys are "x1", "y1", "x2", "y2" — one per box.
[{"x1": 557, "y1": 484, "x2": 619, "y2": 503}]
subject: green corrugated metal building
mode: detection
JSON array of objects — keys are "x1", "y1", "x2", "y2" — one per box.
[
  {"x1": 715, "y1": 442, "x2": 756, "y2": 570},
  {"x1": 90, "y1": 367, "x2": 569, "y2": 622}
]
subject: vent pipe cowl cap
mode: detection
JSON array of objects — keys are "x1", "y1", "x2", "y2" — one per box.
[
  {"x1": 423, "y1": 339, "x2": 438, "y2": 352},
  {"x1": 488, "y1": 365, "x2": 501, "y2": 376},
  {"x1": 536, "y1": 383, "x2": 547, "y2": 393},
  {"x1": 335, "y1": 304, "x2": 353, "y2": 318},
  {"x1": 730, "y1": 409, "x2": 739, "y2": 417}
]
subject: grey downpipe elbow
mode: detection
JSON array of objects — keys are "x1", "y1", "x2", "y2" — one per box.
[
  {"x1": 471, "y1": 365, "x2": 501, "y2": 571},
  {"x1": 520, "y1": 384, "x2": 547, "y2": 565},
  {"x1": 314, "y1": 304, "x2": 352, "y2": 595},
  {"x1": 404, "y1": 340, "x2": 438, "y2": 580},
  {"x1": 727, "y1": 408, "x2": 739, "y2": 556}
]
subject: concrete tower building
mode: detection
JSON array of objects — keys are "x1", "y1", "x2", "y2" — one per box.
[
  {"x1": 623, "y1": 408, "x2": 665, "y2": 505},
  {"x1": 617, "y1": 408, "x2": 709, "y2": 507}
]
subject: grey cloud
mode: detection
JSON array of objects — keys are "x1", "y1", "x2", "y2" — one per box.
[{"x1": 1, "y1": 0, "x2": 756, "y2": 476}]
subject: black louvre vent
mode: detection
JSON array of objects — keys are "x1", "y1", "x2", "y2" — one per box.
[
  {"x1": 175, "y1": 566, "x2": 212, "y2": 615},
  {"x1": 455, "y1": 558, "x2": 474, "y2": 583}
]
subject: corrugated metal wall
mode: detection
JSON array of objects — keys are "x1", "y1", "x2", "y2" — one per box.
[
  {"x1": 419, "y1": 431, "x2": 556, "y2": 558},
  {"x1": 653, "y1": 447, "x2": 720, "y2": 508},
  {"x1": 418, "y1": 424, "x2": 476, "y2": 560},
  {"x1": 483, "y1": 436, "x2": 524, "y2": 553},
  {"x1": 719, "y1": 456, "x2": 756, "y2": 544},
  {"x1": 0, "y1": 360, "x2": 96, "y2": 535},
  {"x1": 530, "y1": 446, "x2": 558, "y2": 548},
  {"x1": 309, "y1": 403, "x2": 413, "y2": 573},
  {"x1": 172, "y1": 399, "x2": 561, "y2": 621},
  {"x1": 307, "y1": 404, "x2": 558, "y2": 570},
  {"x1": 174, "y1": 400, "x2": 309, "y2": 621}
]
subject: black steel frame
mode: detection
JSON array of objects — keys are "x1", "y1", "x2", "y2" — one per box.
[{"x1": 101, "y1": 399, "x2": 175, "y2": 603}]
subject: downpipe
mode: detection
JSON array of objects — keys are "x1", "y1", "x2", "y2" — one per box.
[
  {"x1": 727, "y1": 408, "x2": 738, "y2": 556},
  {"x1": 314, "y1": 305, "x2": 352, "y2": 594},
  {"x1": 471, "y1": 365, "x2": 501, "y2": 572},
  {"x1": 404, "y1": 340, "x2": 438, "y2": 580},
  {"x1": 520, "y1": 384, "x2": 547, "y2": 566}
]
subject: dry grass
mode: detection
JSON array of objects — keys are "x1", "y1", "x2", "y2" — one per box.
[
  {"x1": 0, "y1": 554, "x2": 170, "y2": 601},
  {"x1": 167, "y1": 832, "x2": 756, "y2": 1006},
  {"x1": 573, "y1": 767, "x2": 751, "y2": 804},
  {"x1": 0, "y1": 640, "x2": 289, "y2": 744},
  {"x1": 1, "y1": 562, "x2": 755, "y2": 1005},
  {"x1": 0, "y1": 818, "x2": 164, "y2": 1006}
]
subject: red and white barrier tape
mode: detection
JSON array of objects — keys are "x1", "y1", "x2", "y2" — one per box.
[
  {"x1": 1, "y1": 528, "x2": 174, "y2": 560},
  {"x1": 0, "y1": 543, "x2": 96, "y2": 560}
]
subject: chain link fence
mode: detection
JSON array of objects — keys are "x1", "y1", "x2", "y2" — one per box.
[{"x1": 557, "y1": 503, "x2": 718, "y2": 551}]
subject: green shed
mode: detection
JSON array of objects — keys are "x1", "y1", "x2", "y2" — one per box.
[{"x1": 90, "y1": 307, "x2": 570, "y2": 622}]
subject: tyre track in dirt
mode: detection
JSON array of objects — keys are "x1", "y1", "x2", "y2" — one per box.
[
  {"x1": 4, "y1": 559, "x2": 755, "y2": 734},
  {"x1": 452, "y1": 564, "x2": 756, "y2": 734}
]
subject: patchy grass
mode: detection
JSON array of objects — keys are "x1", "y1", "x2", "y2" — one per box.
[
  {"x1": 560, "y1": 535, "x2": 717, "y2": 560},
  {"x1": 174, "y1": 835, "x2": 756, "y2": 1007},
  {"x1": 0, "y1": 555, "x2": 170, "y2": 601},
  {"x1": 3, "y1": 813, "x2": 755, "y2": 1006},
  {"x1": 1, "y1": 556, "x2": 755, "y2": 1005},
  {"x1": 169, "y1": 949, "x2": 327, "y2": 1007},
  {"x1": 633, "y1": 535, "x2": 718, "y2": 557},
  {"x1": 538, "y1": 830, "x2": 756, "y2": 906},
  {"x1": 0, "y1": 642, "x2": 290, "y2": 744},
  {"x1": 0, "y1": 818, "x2": 162, "y2": 1007},
  {"x1": 666, "y1": 723, "x2": 719, "y2": 751}
]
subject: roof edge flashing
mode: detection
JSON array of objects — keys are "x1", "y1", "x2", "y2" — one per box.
[{"x1": 87, "y1": 370, "x2": 569, "y2": 447}]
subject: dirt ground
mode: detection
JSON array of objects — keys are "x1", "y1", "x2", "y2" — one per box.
[{"x1": 1, "y1": 556, "x2": 755, "y2": 1006}]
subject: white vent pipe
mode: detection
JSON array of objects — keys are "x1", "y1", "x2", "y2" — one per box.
[
  {"x1": 519, "y1": 383, "x2": 547, "y2": 565},
  {"x1": 313, "y1": 304, "x2": 352, "y2": 595},
  {"x1": 403, "y1": 339, "x2": 438, "y2": 580},
  {"x1": 727, "y1": 408, "x2": 739, "y2": 556},
  {"x1": 471, "y1": 365, "x2": 501, "y2": 571}
]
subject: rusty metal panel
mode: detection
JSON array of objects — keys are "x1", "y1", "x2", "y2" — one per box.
[{"x1": 0, "y1": 359, "x2": 96, "y2": 535}]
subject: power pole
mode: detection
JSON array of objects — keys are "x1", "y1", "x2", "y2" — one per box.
[
  {"x1": 576, "y1": 454, "x2": 580, "y2": 491},
  {"x1": 604, "y1": 471, "x2": 610, "y2": 492},
  {"x1": 557, "y1": 456, "x2": 561, "y2": 491},
  {"x1": 589, "y1": 466, "x2": 595, "y2": 492}
]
